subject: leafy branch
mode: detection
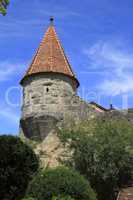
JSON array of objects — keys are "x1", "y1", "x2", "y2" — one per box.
[{"x1": 0, "y1": 0, "x2": 10, "y2": 15}]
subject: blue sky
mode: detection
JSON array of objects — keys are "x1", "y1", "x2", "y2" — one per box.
[{"x1": 0, "y1": 0, "x2": 133, "y2": 134}]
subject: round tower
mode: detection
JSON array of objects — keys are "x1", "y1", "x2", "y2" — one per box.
[{"x1": 20, "y1": 19, "x2": 79, "y2": 140}]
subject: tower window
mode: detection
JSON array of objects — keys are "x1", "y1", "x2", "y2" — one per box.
[{"x1": 46, "y1": 88, "x2": 49, "y2": 93}]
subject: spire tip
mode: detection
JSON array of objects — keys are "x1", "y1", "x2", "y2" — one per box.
[{"x1": 50, "y1": 16, "x2": 54, "y2": 25}]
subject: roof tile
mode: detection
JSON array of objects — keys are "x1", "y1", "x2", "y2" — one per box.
[{"x1": 21, "y1": 24, "x2": 79, "y2": 86}]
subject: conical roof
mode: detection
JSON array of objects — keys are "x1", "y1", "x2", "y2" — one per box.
[{"x1": 20, "y1": 19, "x2": 79, "y2": 87}]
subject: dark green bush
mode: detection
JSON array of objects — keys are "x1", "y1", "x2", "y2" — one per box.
[
  {"x1": 26, "y1": 166, "x2": 97, "y2": 200},
  {"x1": 22, "y1": 198, "x2": 37, "y2": 200},
  {"x1": 52, "y1": 197, "x2": 74, "y2": 200},
  {"x1": 0, "y1": 135, "x2": 39, "y2": 200},
  {"x1": 24, "y1": 196, "x2": 74, "y2": 200}
]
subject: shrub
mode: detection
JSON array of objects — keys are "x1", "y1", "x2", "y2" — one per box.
[
  {"x1": 22, "y1": 195, "x2": 74, "y2": 200},
  {"x1": 22, "y1": 198, "x2": 37, "y2": 200},
  {"x1": 26, "y1": 166, "x2": 97, "y2": 200},
  {"x1": 58, "y1": 115, "x2": 133, "y2": 200},
  {"x1": 52, "y1": 196, "x2": 74, "y2": 200},
  {"x1": 0, "y1": 135, "x2": 39, "y2": 200}
]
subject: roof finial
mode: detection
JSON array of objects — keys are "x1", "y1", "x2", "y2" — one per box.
[{"x1": 50, "y1": 16, "x2": 54, "y2": 26}]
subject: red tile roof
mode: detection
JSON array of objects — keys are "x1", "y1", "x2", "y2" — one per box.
[
  {"x1": 90, "y1": 102, "x2": 108, "y2": 112},
  {"x1": 20, "y1": 23, "x2": 79, "y2": 87}
]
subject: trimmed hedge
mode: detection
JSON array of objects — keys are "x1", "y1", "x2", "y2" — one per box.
[
  {"x1": 0, "y1": 135, "x2": 39, "y2": 200},
  {"x1": 26, "y1": 166, "x2": 97, "y2": 200}
]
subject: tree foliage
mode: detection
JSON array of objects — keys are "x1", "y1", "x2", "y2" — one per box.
[
  {"x1": 22, "y1": 196, "x2": 74, "y2": 200},
  {"x1": 22, "y1": 198, "x2": 37, "y2": 200},
  {"x1": 26, "y1": 166, "x2": 97, "y2": 200},
  {"x1": 0, "y1": 0, "x2": 9, "y2": 15},
  {"x1": 58, "y1": 114, "x2": 133, "y2": 200},
  {"x1": 0, "y1": 135, "x2": 39, "y2": 200},
  {"x1": 52, "y1": 197, "x2": 75, "y2": 200}
]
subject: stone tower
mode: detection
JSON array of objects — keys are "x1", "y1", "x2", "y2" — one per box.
[{"x1": 20, "y1": 18, "x2": 80, "y2": 140}]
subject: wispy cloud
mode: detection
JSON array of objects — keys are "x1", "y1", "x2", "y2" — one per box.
[
  {"x1": 0, "y1": 61, "x2": 22, "y2": 127},
  {"x1": 83, "y1": 41, "x2": 133, "y2": 96},
  {"x1": 0, "y1": 4, "x2": 79, "y2": 39},
  {"x1": 0, "y1": 61, "x2": 26, "y2": 81},
  {"x1": 36, "y1": 8, "x2": 79, "y2": 19},
  {"x1": 0, "y1": 104, "x2": 19, "y2": 125},
  {"x1": 0, "y1": 18, "x2": 44, "y2": 38}
]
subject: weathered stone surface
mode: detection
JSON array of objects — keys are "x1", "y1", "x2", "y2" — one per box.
[
  {"x1": 20, "y1": 73, "x2": 96, "y2": 140},
  {"x1": 117, "y1": 186, "x2": 133, "y2": 200},
  {"x1": 34, "y1": 132, "x2": 70, "y2": 169},
  {"x1": 20, "y1": 114, "x2": 58, "y2": 141},
  {"x1": 20, "y1": 73, "x2": 77, "y2": 139}
]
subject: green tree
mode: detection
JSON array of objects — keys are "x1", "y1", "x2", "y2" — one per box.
[
  {"x1": 0, "y1": 0, "x2": 9, "y2": 15},
  {"x1": 0, "y1": 135, "x2": 39, "y2": 200},
  {"x1": 26, "y1": 166, "x2": 97, "y2": 200},
  {"x1": 58, "y1": 114, "x2": 133, "y2": 200}
]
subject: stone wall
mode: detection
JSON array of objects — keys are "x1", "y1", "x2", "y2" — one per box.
[
  {"x1": 117, "y1": 186, "x2": 133, "y2": 200},
  {"x1": 20, "y1": 73, "x2": 96, "y2": 140},
  {"x1": 22, "y1": 73, "x2": 77, "y2": 118}
]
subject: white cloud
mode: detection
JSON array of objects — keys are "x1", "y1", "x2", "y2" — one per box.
[
  {"x1": 0, "y1": 104, "x2": 19, "y2": 125},
  {"x1": 99, "y1": 76, "x2": 133, "y2": 96},
  {"x1": 0, "y1": 61, "x2": 26, "y2": 81},
  {"x1": 84, "y1": 41, "x2": 133, "y2": 96}
]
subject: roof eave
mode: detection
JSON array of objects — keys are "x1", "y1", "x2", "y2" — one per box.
[{"x1": 20, "y1": 72, "x2": 80, "y2": 88}]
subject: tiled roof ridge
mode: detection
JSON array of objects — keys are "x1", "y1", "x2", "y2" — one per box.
[{"x1": 52, "y1": 26, "x2": 75, "y2": 76}]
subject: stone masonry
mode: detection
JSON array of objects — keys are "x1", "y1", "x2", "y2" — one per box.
[
  {"x1": 20, "y1": 19, "x2": 98, "y2": 167},
  {"x1": 20, "y1": 73, "x2": 95, "y2": 140},
  {"x1": 20, "y1": 20, "x2": 97, "y2": 141},
  {"x1": 117, "y1": 186, "x2": 133, "y2": 200}
]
